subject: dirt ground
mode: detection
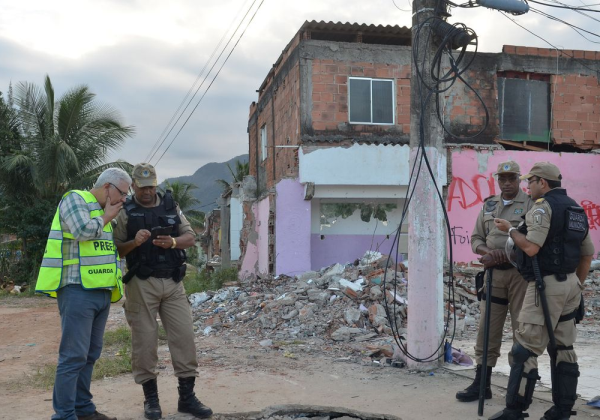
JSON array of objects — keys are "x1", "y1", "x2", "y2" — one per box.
[{"x1": 1, "y1": 298, "x2": 599, "y2": 420}]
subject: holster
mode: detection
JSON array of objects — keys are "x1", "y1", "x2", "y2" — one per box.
[
  {"x1": 475, "y1": 270, "x2": 485, "y2": 302},
  {"x1": 122, "y1": 262, "x2": 140, "y2": 284},
  {"x1": 576, "y1": 294, "x2": 585, "y2": 324},
  {"x1": 136, "y1": 265, "x2": 153, "y2": 280},
  {"x1": 172, "y1": 265, "x2": 187, "y2": 283}
]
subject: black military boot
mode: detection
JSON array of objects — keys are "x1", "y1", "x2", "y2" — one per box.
[
  {"x1": 488, "y1": 407, "x2": 528, "y2": 420},
  {"x1": 142, "y1": 378, "x2": 162, "y2": 420},
  {"x1": 456, "y1": 365, "x2": 492, "y2": 402},
  {"x1": 540, "y1": 406, "x2": 574, "y2": 420},
  {"x1": 178, "y1": 376, "x2": 213, "y2": 418}
]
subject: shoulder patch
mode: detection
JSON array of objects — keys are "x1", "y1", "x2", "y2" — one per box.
[
  {"x1": 535, "y1": 198, "x2": 545, "y2": 204},
  {"x1": 483, "y1": 195, "x2": 495, "y2": 202},
  {"x1": 484, "y1": 199, "x2": 498, "y2": 213}
]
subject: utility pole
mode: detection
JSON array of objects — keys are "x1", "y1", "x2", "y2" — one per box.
[{"x1": 407, "y1": 0, "x2": 446, "y2": 369}]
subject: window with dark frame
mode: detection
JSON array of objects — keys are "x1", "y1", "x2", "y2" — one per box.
[
  {"x1": 348, "y1": 77, "x2": 395, "y2": 125},
  {"x1": 497, "y1": 76, "x2": 551, "y2": 143}
]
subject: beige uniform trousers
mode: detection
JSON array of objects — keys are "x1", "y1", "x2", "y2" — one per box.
[
  {"x1": 516, "y1": 273, "x2": 582, "y2": 396},
  {"x1": 474, "y1": 267, "x2": 528, "y2": 367},
  {"x1": 124, "y1": 275, "x2": 198, "y2": 384}
]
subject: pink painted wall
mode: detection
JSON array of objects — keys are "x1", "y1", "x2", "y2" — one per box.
[
  {"x1": 275, "y1": 179, "x2": 312, "y2": 276},
  {"x1": 448, "y1": 150, "x2": 600, "y2": 263},
  {"x1": 238, "y1": 198, "x2": 271, "y2": 278},
  {"x1": 256, "y1": 198, "x2": 270, "y2": 275}
]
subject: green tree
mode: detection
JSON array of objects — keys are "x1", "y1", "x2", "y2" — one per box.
[
  {"x1": 2, "y1": 75, "x2": 134, "y2": 201},
  {"x1": 215, "y1": 160, "x2": 249, "y2": 193},
  {"x1": 0, "y1": 76, "x2": 135, "y2": 284},
  {"x1": 159, "y1": 180, "x2": 205, "y2": 230}
]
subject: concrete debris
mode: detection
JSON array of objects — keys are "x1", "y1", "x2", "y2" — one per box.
[{"x1": 191, "y1": 253, "x2": 600, "y2": 367}]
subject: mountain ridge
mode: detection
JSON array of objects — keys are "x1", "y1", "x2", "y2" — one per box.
[{"x1": 164, "y1": 154, "x2": 248, "y2": 212}]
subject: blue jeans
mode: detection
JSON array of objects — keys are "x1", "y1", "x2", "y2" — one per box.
[{"x1": 52, "y1": 285, "x2": 111, "y2": 420}]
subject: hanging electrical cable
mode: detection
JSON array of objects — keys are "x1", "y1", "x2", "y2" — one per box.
[{"x1": 381, "y1": 8, "x2": 483, "y2": 363}]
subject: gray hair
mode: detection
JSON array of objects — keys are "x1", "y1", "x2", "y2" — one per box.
[{"x1": 94, "y1": 167, "x2": 132, "y2": 188}]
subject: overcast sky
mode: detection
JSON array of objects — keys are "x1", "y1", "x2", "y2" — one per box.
[{"x1": 1, "y1": 0, "x2": 598, "y2": 181}]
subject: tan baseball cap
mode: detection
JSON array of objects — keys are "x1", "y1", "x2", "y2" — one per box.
[
  {"x1": 132, "y1": 163, "x2": 158, "y2": 188},
  {"x1": 495, "y1": 161, "x2": 520, "y2": 175},
  {"x1": 520, "y1": 162, "x2": 562, "y2": 182}
]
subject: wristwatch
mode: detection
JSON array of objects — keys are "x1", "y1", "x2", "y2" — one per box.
[
  {"x1": 171, "y1": 237, "x2": 177, "y2": 249},
  {"x1": 508, "y1": 227, "x2": 517, "y2": 237}
]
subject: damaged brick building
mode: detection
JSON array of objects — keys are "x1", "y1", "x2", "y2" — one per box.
[{"x1": 236, "y1": 20, "x2": 600, "y2": 278}]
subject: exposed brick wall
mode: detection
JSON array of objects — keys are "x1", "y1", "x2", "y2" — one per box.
[
  {"x1": 503, "y1": 45, "x2": 600, "y2": 61},
  {"x1": 310, "y1": 58, "x2": 411, "y2": 135},
  {"x1": 249, "y1": 41, "x2": 600, "y2": 189},
  {"x1": 272, "y1": 63, "x2": 301, "y2": 183},
  {"x1": 443, "y1": 68, "x2": 498, "y2": 141},
  {"x1": 551, "y1": 74, "x2": 600, "y2": 148}
]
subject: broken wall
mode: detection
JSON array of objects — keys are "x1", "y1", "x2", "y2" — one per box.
[
  {"x1": 448, "y1": 148, "x2": 600, "y2": 263},
  {"x1": 239, "y1": 198, "x2": 271, "y2": 279}
]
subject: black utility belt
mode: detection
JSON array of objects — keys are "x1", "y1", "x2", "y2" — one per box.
[
  {"x1": 494, "y1": 263, "x2": 515, "y2": 270},
  {"x1": 524, "y1": 272, "x2": 568, "y2": 282},
  {"x1": 138, "y1": 265, "x2": 187, "y2": 282}
]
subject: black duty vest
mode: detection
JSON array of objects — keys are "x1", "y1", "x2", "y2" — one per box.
[
  {"x1": 516, "y1": 189, "x2": 588, "y2": 281},
  {"x1": 124, "y1": 191, "x2": 186, "y2": 271}
]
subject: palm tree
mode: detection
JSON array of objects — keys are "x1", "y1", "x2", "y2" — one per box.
[
  {"x1": 0, "y1": 76, "x2": 134, "y2": 266},
  {"x1": 160, "y1": 180, "x2": 205, "y2": 230},
  {"x1": 1, "y1": 75, "x2": 134, "y2": 202},
  {"x1": 215, "y1": 160, "x2": 249, "y2": 193}
]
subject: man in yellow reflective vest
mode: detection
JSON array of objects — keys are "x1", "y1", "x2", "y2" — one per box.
[{"x1": 36, "y1": 167, "x2": 131, "y2": 420}]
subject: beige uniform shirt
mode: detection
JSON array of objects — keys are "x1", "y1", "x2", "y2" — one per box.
[
  {"x1": 113, "y1": 194, "x2": 195, "y2": 245},
  {"x1": 471, "y1": 189, "x2": 533, "y2": 253},
  {"x1": 525, "y1": 191, "x2": 595, "y2": 256}
]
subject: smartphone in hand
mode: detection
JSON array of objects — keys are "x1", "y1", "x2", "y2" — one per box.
[{"x1": 150, "y1": 225, "x2": 173, "y2": 240}]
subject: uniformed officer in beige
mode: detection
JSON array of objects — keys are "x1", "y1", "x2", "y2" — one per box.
[
  {"x1": 114, "y1": 163, "x2": 212, "y2": 420},
  {"x1": 456, "y1": 161, "x2": 533, "y2": 403},
  {"x1": 491, "y1": 162, "x2": 594, "y2": 420}
]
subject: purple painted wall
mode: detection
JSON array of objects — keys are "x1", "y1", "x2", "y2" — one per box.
[
  {"x1": 275, "y1": 179, "x2": 312, "y2": 276},
  {"x1": 310, "y1": 234, "x2": 397, "y2": 271},
  {"x1": 449, "y1": 150, "x2": 600, "y2": 262}
]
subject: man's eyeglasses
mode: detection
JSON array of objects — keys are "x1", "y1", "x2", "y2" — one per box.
[
  {"x1": 527, "y1": 177, "x2": 540, "y2": 186},
  {"x1": 109, "y1": 183, "x2": 128, "y2": 197}
]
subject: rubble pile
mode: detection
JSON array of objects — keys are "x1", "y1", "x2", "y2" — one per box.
[
  {"x1": 189, "y1": 252, "x2": 600, "y2": 362},
  {"x1": 448, "y1": 262, "x2": 600, "y2": 332},
  {"x1": 191, "y1": 252, "x2": 409, "y2": 362}
]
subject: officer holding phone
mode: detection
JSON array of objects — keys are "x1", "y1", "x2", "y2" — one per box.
[{"x1": 113, "y1": 163, "x2": 212, "y2": 420}]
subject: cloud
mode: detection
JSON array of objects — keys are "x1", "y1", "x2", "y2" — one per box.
[{"x1": 1, "y1": 0, "x2": 598, "y2": 181}]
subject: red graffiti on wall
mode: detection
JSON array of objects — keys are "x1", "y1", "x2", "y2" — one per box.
[
  {"x1": 581, "y1": 200, "x2": 600, "y2": 230},
  {"x1": 447, "y1": 175, "x2": 496, "y2": 211}
]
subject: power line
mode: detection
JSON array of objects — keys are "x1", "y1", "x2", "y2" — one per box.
[
  {"x1": 546, "y1": 0, "x2": 600, "y2": 25},
  {"x1": 530, "y1": 7, "x2": 600, "y2": 43},
  {"x1": 145, "y1": 0, "x2": 257, "y2": 163},
  {"x1": 148, "y1": 0, "x2": 263, "y2": 165},
  {"x1": 154, "y1": 0, "x2": 266, "y2": 166},
  {"x1": 500, "y1": 11, "x2": 600, "y2": 76},
  {"x1": 527, "y1": 0, "x2": 600, "y2": 11}
]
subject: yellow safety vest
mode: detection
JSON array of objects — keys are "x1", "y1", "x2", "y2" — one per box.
[{"x1": 35, "y1": 190, "x2": 123, "y2": 302}]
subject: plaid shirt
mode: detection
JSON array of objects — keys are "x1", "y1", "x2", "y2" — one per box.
[{"x1": 58, "y1": 192, "x2": 107, "y2": 287}]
